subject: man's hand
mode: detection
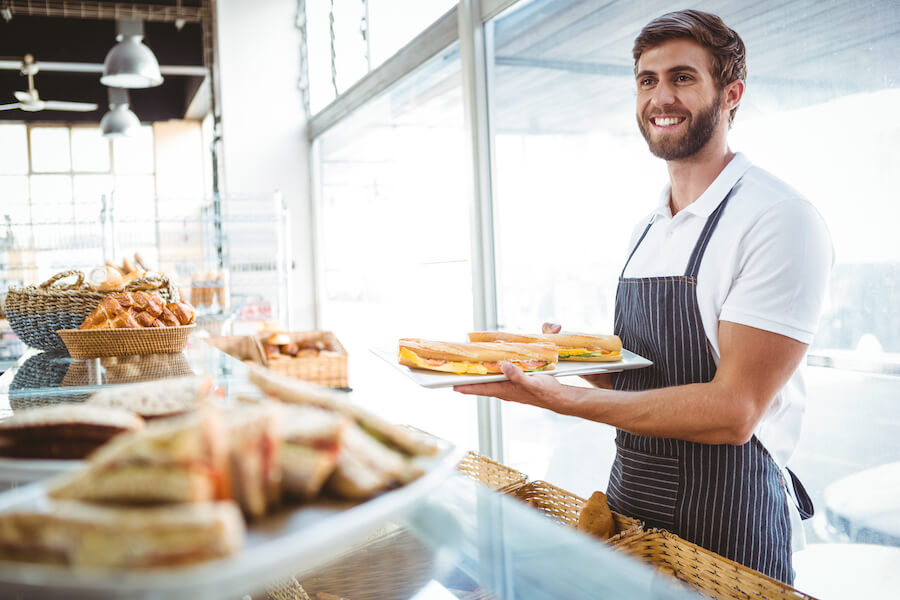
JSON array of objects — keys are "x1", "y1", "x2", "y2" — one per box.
[
  {"x1": 453, "y1": 362, "x2": 583, "y2": 414},
  {"x1": 453, "y1": 321, "x2": 808, "y2": 444}
]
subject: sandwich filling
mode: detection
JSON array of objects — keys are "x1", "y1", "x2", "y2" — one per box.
[
  {"x1": 558, "y1": 348, "x2": 620, "y2": 359},
  {"x1": 399, "y1": 348, "x2": 554, "y2": 374}
]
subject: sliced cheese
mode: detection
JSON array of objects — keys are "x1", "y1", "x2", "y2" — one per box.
[
  {"x1": 399, "y1": 347, "x2": 488, "y2": 375},
  {"x1": 558, "y1": 348, "x2": 620, "y2": 358}
]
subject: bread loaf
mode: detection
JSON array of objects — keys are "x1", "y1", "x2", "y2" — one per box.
[{"x1": 79, "y1": 292, "x2": 195, "y2": 330}]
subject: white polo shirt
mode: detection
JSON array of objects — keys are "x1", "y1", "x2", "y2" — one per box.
[{"x1": 622, "y1": 152, "x2": 833, "y2": 468}]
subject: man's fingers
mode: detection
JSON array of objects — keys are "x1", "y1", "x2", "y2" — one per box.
[
  {"x1": 453, "y1": 381, "x2": 515, "y2": 396},
  {"x1": 542, "y1": 322, "x2": 562, "y2": 334},
  {"x1": 500, "y1": 361, "x2": 527, "y2": 383}
]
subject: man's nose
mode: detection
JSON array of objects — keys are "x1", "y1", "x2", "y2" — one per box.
[{"x1": 651, "y1": 80, "x2": 677, "y2": 107}]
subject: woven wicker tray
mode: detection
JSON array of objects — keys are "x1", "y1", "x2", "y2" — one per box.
[
  {"x1": 513, "y1": 480, "x2": 642, "y2": 542},
  {"x1": 261, "y1": 330, "x2": 349, "y2": 388},
  {"x1": 610, "y1": 529, "x2": 819, "y2": 600},
  {"x1": 56, "y1": 325, "x2": 195, "y2": 359},
  {"x1": 456, "y1": 451, "x2": 528, "y2": 494}
]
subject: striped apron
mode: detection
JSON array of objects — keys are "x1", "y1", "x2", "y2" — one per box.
[{"x1": 607, "y1": 188, "x2": 794, "y2": 583}]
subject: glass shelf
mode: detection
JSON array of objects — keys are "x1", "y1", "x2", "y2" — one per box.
[{"x1": 0, "y1": 338, "x2": 254, "y2": 419}]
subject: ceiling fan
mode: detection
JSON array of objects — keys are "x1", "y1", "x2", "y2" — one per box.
[{"x1": 0, "y1": 54, "x2": 99, "y2": 113}]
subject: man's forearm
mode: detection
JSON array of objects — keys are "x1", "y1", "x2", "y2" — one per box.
[{"x1": 560, "y1": 382, "x2": 762, "y2": 445}]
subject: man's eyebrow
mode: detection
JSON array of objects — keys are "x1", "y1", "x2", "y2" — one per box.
[{"x1": 635, "y1": 65, "x2": 701, "y2": 80}]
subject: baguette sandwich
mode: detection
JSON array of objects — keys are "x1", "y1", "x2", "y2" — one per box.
[
  {"x1": 398, "y1": 338, "x2": 558, "y2": 375},
  {"x1": 48, "y1": 408, "x2": 230, "y2": 504},
  {"x1": 0, "y1": 499, "x2": 244, "y2": 568},
  {"x1": 467, "y1": 331, "x2": 623, "y2": 362},
  {"x1": 0, "y1": 404, "x2": 144, "y2": 460}
]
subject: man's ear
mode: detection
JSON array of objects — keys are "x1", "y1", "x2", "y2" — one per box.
[{"x1": 723, "y1": 79, "x2": 744, "y2": 113}]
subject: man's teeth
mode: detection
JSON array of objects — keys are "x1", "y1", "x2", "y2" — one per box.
[{"x1": 654, "y1": 117, "x2": 683, "y2": 126}]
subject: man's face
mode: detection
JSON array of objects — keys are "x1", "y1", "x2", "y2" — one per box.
[{"x1": 635, "y1": 38, "x2": 724, "y2": 160}]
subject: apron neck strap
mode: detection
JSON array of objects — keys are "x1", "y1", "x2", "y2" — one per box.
[{"x1": 683, "y1": 183, "x2": 738, "y2": 278}]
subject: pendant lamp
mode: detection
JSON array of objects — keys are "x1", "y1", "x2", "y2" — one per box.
[
  {"x1": 100, "y1": 88, "x2": 141, "y2": 138},
  {"x1": 101, "y1": 20, "x2": 163, "y2": 89}
]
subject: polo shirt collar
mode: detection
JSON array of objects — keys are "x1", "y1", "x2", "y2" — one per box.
[{"x1": 652, "y1": 152, "x2": 752, "y2": 220}]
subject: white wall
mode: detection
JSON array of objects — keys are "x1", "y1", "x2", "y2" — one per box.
[{"x1": 215, "y1": 0, "x2": 315, "y2": 329}]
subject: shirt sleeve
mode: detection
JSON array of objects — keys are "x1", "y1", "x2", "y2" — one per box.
[{"x1": 719, "y1": 199, "x2": 834, "y2": 344}]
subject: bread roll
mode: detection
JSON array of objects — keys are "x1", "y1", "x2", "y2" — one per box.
[
  {"x1": 575, "y1": 491, "x2": 615, "y2": 540},
  {"x1": 88, "y1": 266, "x2": 123, "y2": 292},
  {"x1": 79, "y1": 292, "x2": 192, "y2": 330}
]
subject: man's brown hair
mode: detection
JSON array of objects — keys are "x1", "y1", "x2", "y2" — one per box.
[{"x1": 633, "y1": 9, "x2": 746, "y2": 123}]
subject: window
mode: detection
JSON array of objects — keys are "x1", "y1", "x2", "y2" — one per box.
[
  {"x1": 305, "y1": 0, "x2": 457, "y2": 114},
  {"x1": 486, "y1": 0, "x2": 900, "y2": 554},
  {"x1": 313, "y1": 44, "x2": 478, "y2": 451},
  {"x1": 0, "y1": 124, "x2": 155, "y2": 287}
]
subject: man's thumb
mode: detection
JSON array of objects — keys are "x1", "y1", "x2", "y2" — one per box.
[{"x1": 542, "y1": 322, "x2": 562, "y2": 334}]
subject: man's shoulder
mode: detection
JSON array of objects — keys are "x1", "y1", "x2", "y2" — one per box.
[
  {"x1": 735, "y1": 164, "x2": 807, "y2": 207},
  {"x1": 730, "y1": 164, "x2": 826, "y2": 227}
]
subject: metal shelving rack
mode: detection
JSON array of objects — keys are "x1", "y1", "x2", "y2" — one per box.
[{"x1": 0, "y1": 192, "x2": 291, "y2": 336}]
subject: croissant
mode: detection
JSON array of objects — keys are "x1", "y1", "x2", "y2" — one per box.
[{"x1": 79, "y1": 293, "x2": 195, "y2": 330}]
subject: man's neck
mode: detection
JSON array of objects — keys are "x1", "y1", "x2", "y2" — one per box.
[{"x1": 666, "y1": 137, "x2": 735, "y2": 216}]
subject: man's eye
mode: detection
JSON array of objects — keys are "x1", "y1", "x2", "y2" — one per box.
[
  {"x1": 676, "y1": 74, "x2": 692, "y2": 83},
  {"x1": 640, "y1": 78, "x2": 655, "y2": 87}
]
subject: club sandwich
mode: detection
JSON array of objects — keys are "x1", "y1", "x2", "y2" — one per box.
[{"x1": 48, "y1": 407, "x2": 229, "y2": 504}]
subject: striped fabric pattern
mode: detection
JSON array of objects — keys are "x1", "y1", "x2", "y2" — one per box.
[{"x1": 608, "y1": 190, "x2": 794, "y2": 583}]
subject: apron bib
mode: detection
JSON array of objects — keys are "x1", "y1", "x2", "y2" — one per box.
[{"x1": 608, "y1": 187, "x2": 794, "y2": 583}]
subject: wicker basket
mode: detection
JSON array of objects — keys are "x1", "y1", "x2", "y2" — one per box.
[
  {"x1": 610, "y1": 529, "x2": 820, "y2": 600},
  {"x1": 4, "y1": 270, "x2": 179, "y2": 352},
  {"x1": 456, "y1": 451, "x2": 528, "y2": 494},
  {"x1": 7, "y1": 351, "x2": 91, "y2": 411},
  {"x1": 297, "y1": 529, "x2": 433, "y2": 600},
  {"x1": 260, "y1": 331, "x2": 348, "y2": 389},
  {"x1": 56, "y1": 325, "x2": 194, "y2": 359},
  {"x1": 204, "y1": 335, "x2": 267, "y2": 365},
  {"x1": 266, "y1": 577, "x2": 312, "y2": 600},
  {"x1": 513, "y1": 480, "x2": 642, "y2": 542}
]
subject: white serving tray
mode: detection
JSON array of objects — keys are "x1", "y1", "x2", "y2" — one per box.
[
  {"x1": 0, "y1": 456, "x2": 83, "y2": 487},
  {"x1": 372, "y1": 347, "x2": 652, "y2": 389},
  {"x1": 0, "y1": 443, "x2": 463, "y2": 599}
]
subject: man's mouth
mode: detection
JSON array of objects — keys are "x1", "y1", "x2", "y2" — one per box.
[{"x1": 650, "y1": 116, "x2": 686, "y2": 127}]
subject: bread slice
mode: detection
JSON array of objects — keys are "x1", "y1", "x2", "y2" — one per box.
[
  {"x1": 326, "y1": 423, "x2": 423, "y2": 500},
  {"x1": 248, "y1": 366, "x2": 442, "y2": 457},
  {"x1": 0, "y1": 404, "x2": 144, "y2": 459},
  {"x1": 0, "y1": 499, "x2": 245, "y2": 568},
  {"x1": 279, "y1": 405, "x2": 347, "y2": 500},
  {"x1": 225, "y1": 403, "x2": 282, "y2": 519},
  {"x1": 86, "y1": 376, "x2": 213, "y2": 419}
]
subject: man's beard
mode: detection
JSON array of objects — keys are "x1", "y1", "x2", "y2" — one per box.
[{"x1": 638, "y1": 92, "x2": 722, "y2": 160}]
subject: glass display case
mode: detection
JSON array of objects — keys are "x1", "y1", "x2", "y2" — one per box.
[{"x1": 0, "y1": 342, "x2": 698, "y2": 600}]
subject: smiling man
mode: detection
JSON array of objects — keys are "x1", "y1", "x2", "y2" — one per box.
[{"x1": 455, "y1": 10, "x2": 833, "y2": 583}]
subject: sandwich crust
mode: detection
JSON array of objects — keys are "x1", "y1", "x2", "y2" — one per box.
[
  {"x1": 0, "y1": 499, "x2": 245, "y2": 568},
  {"x1": 468, "y1": 331, "x2": 622, "y2": 353}
]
